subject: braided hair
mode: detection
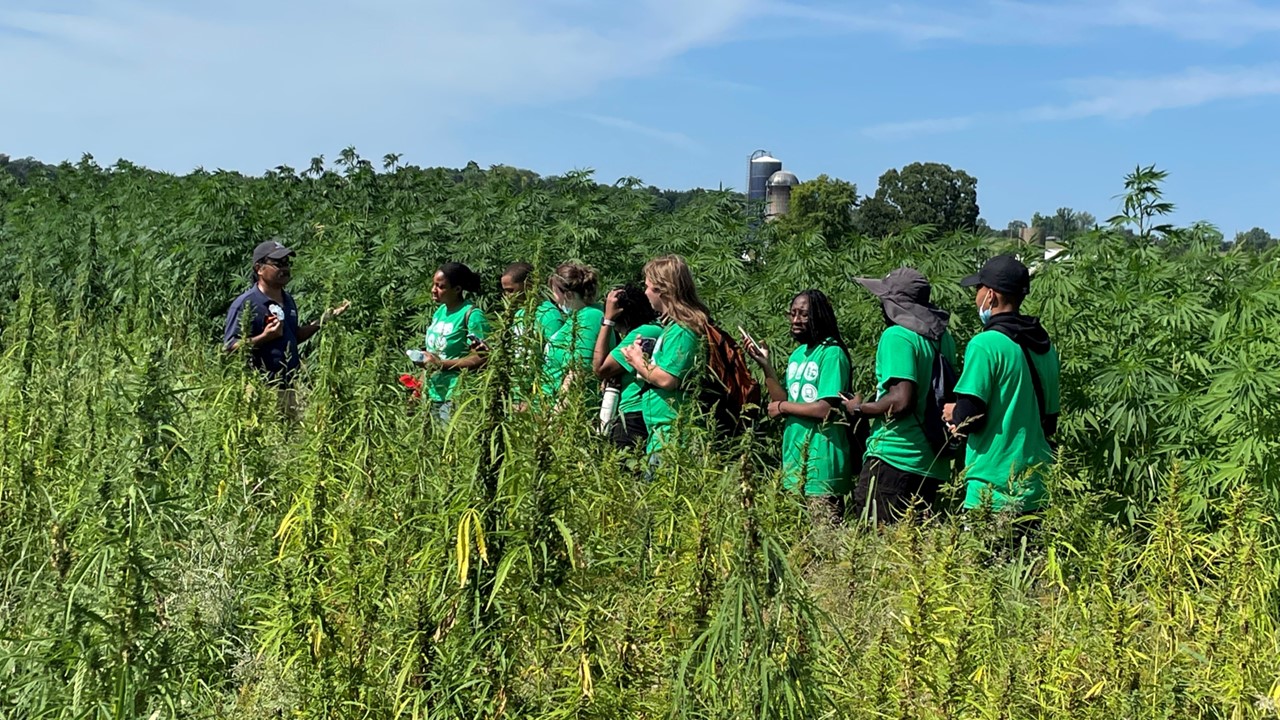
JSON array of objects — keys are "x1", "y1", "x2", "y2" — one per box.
[{"x1": 793, "y1": 289, "x2": 846, "y2": 352}]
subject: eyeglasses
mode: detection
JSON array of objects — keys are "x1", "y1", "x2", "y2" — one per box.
[{"x1": 263, "y1": 258, "x2": 291, "y2": 268}]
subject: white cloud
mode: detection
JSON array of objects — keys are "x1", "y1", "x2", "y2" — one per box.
[
  {"x1": 770, "y1": 0, "x2": 1280, "y2": 45},
  {"x1": 1027, "y1": 65, "x2": 1280, "y2": 120},
  {"x1": 0, "y1": 0, "x2": 760, "y2": 170},
  {"x1": 767, "y1": 3, "x2": 968, "y2": 43},
  {"x1": 998, "y1": 0, "x2": 1280, "y2": 44},
  {"x1": 862, "y1": 115, "x2": 977, "y2": 140},
  {"x1": 862, "y1": 64, "x2": 1280, "y2": 140},
  {"x1": 577, "y1": 113, "x2": 702, "y2": 152}
]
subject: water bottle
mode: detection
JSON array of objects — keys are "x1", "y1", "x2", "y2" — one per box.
[{"x1": 599, "y1": 384, "x2": 621, "y2": 434}]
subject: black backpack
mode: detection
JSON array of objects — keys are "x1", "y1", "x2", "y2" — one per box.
[{"x1": 917, "y1": 338, "x2": 963, "y2": 459}]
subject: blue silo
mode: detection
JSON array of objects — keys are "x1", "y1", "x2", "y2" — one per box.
[{"x1": 747, "y1": 150, "x2": 782, "y2": 202}]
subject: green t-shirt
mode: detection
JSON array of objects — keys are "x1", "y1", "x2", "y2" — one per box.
[
  {"x1": 513, "y1": 300, "x2": 565, "y2": 349},
  {"x1": 864, "y1": 325, "x2": 959, "y2": 481},
  {"x1": 541, "y1": 305, "x2": 605, "y2": 399},
  {"x1": 510, "y1": 300, "x2": 564, "y2": 402},
  {"x1": 781, "y1": 340, "x2": 853, "y2": 496},
  {"x1": 642, "y1": 322, "x2": 702, "y2": 454},
  {"x1": 424, "y1": 302, "x2": 490, "y2": 402},
  {"x1": 953, "y1": 330, "x2": 1061, "y2": 511},
  {"x1": 609, "y1": 323, "x2": 663, "y2": 414}
]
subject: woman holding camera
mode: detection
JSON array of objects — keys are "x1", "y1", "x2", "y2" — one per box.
[
  {"x1": 593, "y1": 283, "x2": 661, "y2": 448},
  {"x1": 620, "y1": 255, "x2": 708, "y2": 459}
]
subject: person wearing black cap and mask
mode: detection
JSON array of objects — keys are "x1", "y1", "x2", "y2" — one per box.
[
  {"x1": 843, "y1": 268, "x2": 958, "y2": 523},
  {"x1": 223, "y1": 239, "x2": 350, "y2": 388},
  {"x1": 944, "y1": 255, "x2": 1060, "y2": 516}
]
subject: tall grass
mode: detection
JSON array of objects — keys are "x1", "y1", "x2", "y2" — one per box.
[{"x1": 2, "y1": 155, "x2": 1280, "y2": 718}]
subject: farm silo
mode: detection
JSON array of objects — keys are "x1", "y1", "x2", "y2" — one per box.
[
  {"x1": 748, "y1": 150, "x2": 782, "y2": 202},
  {"x1": 766, "y1": 170, "x2": 799, "y2": 219}
]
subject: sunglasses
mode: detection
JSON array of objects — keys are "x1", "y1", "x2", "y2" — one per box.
[{"x1": 263, "y1": 258, "x2": 291, "y2": 268}]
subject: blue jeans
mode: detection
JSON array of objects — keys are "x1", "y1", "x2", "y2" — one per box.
[
  {"x1": 430, "y1": 401, "x2": 453, "y2": 425},
  {"x1": 643, "y1": 451, "x2": 661, "y2": 483}
]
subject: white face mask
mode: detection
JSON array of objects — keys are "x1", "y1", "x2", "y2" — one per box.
[{"x1": 979, "y1": 290, "x2": 995, "y2": 325}]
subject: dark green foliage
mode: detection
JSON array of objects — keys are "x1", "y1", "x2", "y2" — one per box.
[
  {"x1": 1, "y1": 154, "x2": 1278, "y2": 718},
  {"x1": 1234, "y1": 227, "x2": 1276, "y2": 252},
  {"x1": 857, "y1": 162, "x2": 980, "y2": 238}
]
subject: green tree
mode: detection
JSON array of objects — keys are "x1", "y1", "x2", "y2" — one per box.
[
  {"x1": 0, "y1": 154, "x2": 57, "y2": 184},
  {"x1": 1005, "y1": 219, "x2": 1029, "y2": 240},
  {"x1": 771, "y1": 174, "x2": 858, "y2": 246},
  {"x1": 855, "y1": 162, "x2": 979, "y2": 238},
  {"x1": 1234, "y1": 227, "x2": 1276, "y2": 251},
  {"x1": 1031, "y1": 207, "x2": 1096, "y2": 242}
]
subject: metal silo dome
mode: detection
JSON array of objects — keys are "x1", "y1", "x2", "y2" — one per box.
[{"x1": 768, "y1": 170, "x2": 799, "y2": 187}]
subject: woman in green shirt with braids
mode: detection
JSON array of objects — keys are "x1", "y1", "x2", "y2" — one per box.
[{"x1": 744, "y1": 289, "x2": 853, "y2": 524}]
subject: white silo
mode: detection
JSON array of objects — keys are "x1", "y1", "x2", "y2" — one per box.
[{"x1": 766, "y1": 170, "x2": 799, "y2": 219}]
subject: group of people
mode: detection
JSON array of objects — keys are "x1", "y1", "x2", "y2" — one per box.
[{"x1": 224, "y1": 238, "x2": 1060, "y2": 523}]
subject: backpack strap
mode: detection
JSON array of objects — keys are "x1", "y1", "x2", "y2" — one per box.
[
  {"x1": 909, "y1": 336, "x2": 942, "y2": 431},
  {"x1": 1019, "y1": 344, "x2": 1048, "y2": 428}
]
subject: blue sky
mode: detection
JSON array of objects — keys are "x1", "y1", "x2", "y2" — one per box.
[{"x1": 2, "y1": 0, "x2": 1277, "y2": 235}]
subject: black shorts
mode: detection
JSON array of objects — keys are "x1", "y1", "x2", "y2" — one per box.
[
  {"x1": 851, "y1": 456, "x2": 941, "y2": 524},
  {"x1": 609, "y1": 411, "x2": 649, "y2": 449}
]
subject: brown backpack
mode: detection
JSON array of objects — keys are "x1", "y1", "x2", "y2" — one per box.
[{"x1": 698, "y1": 322, "x2": 763, "y2": 437}]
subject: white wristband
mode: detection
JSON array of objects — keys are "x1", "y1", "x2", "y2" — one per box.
[{"x1": 601, "y1": 318, "x2": 616, "y2": 327}]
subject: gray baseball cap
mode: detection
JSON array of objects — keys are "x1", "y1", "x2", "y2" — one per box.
[{"x1": 252, "y1": 238, "x2": 295, "y2": 264}]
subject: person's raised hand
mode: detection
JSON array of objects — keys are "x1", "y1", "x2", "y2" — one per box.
[
  {"x1": 260, "y1": 315, "x2": 284, "y2": 342},
  {"x1": 742, "y1": 331, "x2": 769, "y2": 367},
  {"x1": 604, "y1": 288, "x2": 624, "y2": 321},
  {"x1": 324, "y1": 300, "x2": 351, "y2": 322}
]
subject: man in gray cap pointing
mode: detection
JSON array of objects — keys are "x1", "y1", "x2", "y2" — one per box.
[
  {"x1": 223, "y1": 238, "x2": 349, "y2": 389},
  {"x1": 843, "y1": 267, "x2": 958, "y2": 523}
]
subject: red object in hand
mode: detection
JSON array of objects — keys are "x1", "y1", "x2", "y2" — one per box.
[{"x1": 398, "y1": 374, "x2": 423, "y2": 399}]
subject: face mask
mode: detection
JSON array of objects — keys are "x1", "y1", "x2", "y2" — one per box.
[{"x1": 978, "y1": 290, "x2": 994, "y2": 325}]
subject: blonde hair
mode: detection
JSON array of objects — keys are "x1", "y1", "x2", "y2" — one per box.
[
  {"x1": 550, "y1": 261, "x2": 600, "y2": 303},
  {"x1": 643, "y1": 254, "x2": 710, "y2": 336}
]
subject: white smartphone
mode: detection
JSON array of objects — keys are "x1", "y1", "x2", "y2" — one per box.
[
  {"x1": 406, "y1": 349, "x2": 426, "y2": 363},
  {"x1": 738, "y1": 325, "x2": 759, "y2": 351}
]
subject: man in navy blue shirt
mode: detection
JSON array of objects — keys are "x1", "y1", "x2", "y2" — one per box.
[{"x1": 223, "y1": 239, "x2": 349, "y2": 386}]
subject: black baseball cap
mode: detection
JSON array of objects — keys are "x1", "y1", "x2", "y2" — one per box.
[
  {"x1": 252, "y1": 238, "x2": 295, "y2": 264},
  {"x1": 960, "y1": 255, "x2": 1030, "y2": 296}
]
